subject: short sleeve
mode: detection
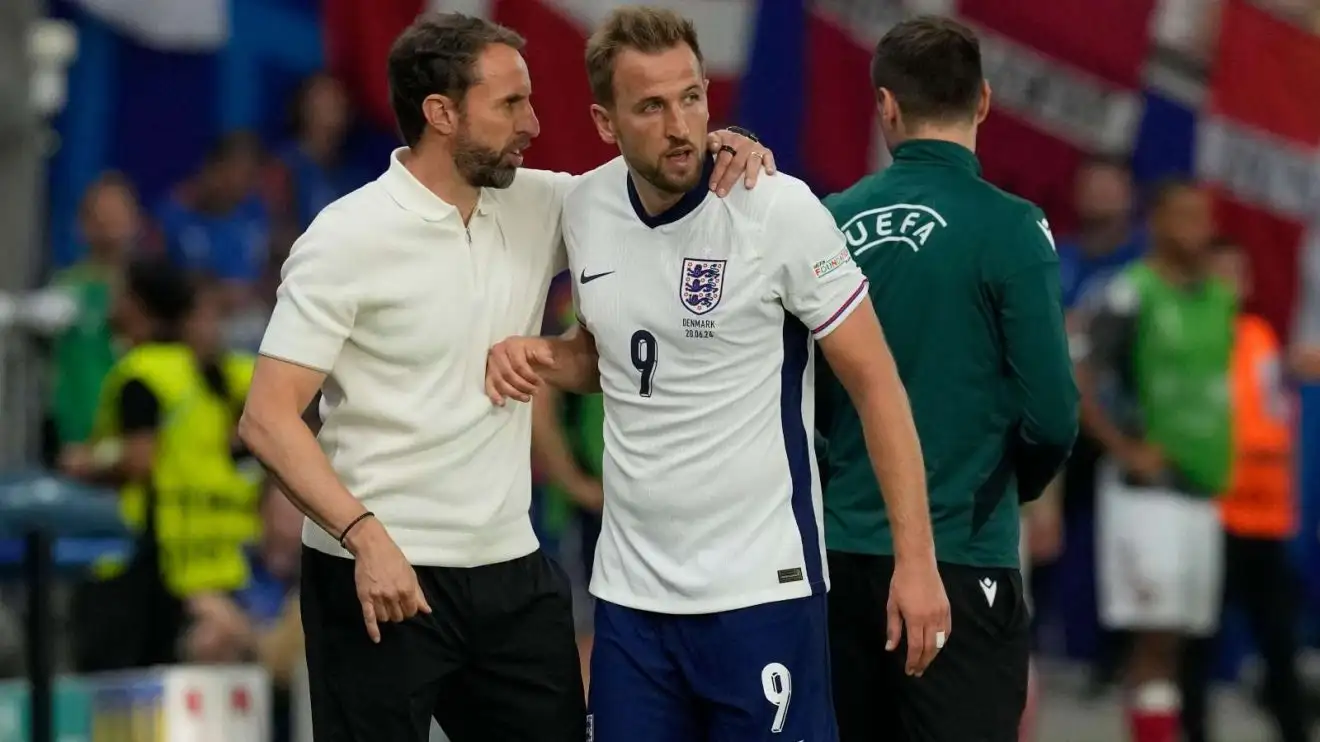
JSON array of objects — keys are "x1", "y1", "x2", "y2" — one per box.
[
  {"x1": 258, "y1": 222, "x2": 358, "y2": 372},
  {"x1": 1076, "y1": 271, "x2": 1140, "y2": 371},
  {"x1": 118, "y1": 379, "x2": 161, "y2": 433},
  {"x1": 764, "y1": 181, "x2": 869, "y2": 339}
]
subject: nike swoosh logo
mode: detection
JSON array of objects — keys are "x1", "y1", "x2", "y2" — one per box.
[{"x1": 580, "y1": 269, "x2": 615, "y2": 284}]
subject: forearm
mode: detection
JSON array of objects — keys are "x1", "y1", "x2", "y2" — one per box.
[
  {"x1": 542, "y1": 328, "x2": 600, "y2": 394},
  {"x1": 531, "y1": 391, "x2": 593, "y2": 490},
  {"x1": 856, "y1": 387, "x2": 933, "y2": 562},
  {"x1": 1075, "y1": 362, "x2": 1136, "y2": 454},
  {"x1": 238, "y1": 409, "x2": 366, "y2": 543},
  {"x1": 255, "y1": 600, "x2": 303, "y2": 685}
]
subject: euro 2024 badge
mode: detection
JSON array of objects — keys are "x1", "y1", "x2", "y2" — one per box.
[{"x1": 679, "y1": 258, "x2": 726, "y2": 315}]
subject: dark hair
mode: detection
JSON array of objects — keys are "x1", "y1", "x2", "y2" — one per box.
[
  {"x1": 203, "y1": 130, "x2": 262, "y2": 169},
  {"x1": 1208, "y1": 235, "x2": 1240, "y2": 254},
  {"x1": 870, "y1": 16, "x2": 982, "y2": 124},
  {"x1": 1147, "y1": 176, "x2": 1201, "y2": 214},
  {"x1": 1078, "y1": 153, "x2": 1132, "y2": 176},
  {"x1": 287, "y1": 72, "x2": 345, "y2": 137},
  {"x1": 124, "y1": 256, "x2": 194, "y2": 329},
  {"x1": 585, "y1": 7, "x2": 704, "y2": 107},
  {"x1": 387, "y1": 12, "x2": 527, "y2": 147}
]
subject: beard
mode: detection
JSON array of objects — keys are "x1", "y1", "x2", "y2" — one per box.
[
  {"x1": 453, "y1": 122, "x2": 527, "y2": 190},
  {"x1": 626, "y1": 138, "x2": 703, "y2": 195}
]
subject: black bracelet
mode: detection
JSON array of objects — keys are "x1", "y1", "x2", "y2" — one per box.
[
  {"x1": 726, "y1": 125, "x2": 761, "y2": 143},
  {"x1": 338, "y1": 511, "x2": 375, "y2": 548}
]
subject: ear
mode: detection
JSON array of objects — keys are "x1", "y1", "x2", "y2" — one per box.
[
  {"x1": 590, "y1": 103, "x2": 617, "y2": 146},
  {"x1": 422, "y1": 94, "x2": 460, "y2": 136},
  {"x1": 975, "y1": 80, "x2": 991, "y2": 125},
  {"x1": 876, "y1": 88, "x2": 899, "y2": 127}
]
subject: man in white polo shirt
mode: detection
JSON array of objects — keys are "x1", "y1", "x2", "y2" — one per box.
[{"x1": 237, "y1": 12, "x2": 769, "y2": 742}]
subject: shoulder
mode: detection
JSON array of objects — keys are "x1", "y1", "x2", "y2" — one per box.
[
  {"x1": 563, "y1": 157, "x2": 628, "y2": 214},
  {"x1": 1094, "y1": 264, "x2": 1145, "y2": 317},
  {"x1": 496, "y1": 167, "x2": 579, "y2": 214},
  {"x1": 980, "y1": 184, "x2": 1052, "y2": 238},
  {"x1": 1239, "y1": 313, "x2": 1277, "y2": 343},
  {"x1": 115, "y1": 344, "x2": 189, "y2": 378},
  {"x1": 721, "y1": 170, "x2": 825, "y2": 226},
  {"x1": 291, "y1": 185, "x2": 390, "y2": 258},
  {"x1": 822, "y1": 172, "x2": 886, "y2": 223}
]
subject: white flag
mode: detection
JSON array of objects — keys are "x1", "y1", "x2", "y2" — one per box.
[{"x1": 72, "y1": 0, "x2": 229, "y2": 51}]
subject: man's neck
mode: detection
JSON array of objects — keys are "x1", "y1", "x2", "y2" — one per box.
[
  {"x1": 629, "y1": 171, "x2": 684, "y2": 217},
  {"x1": 402, "y1": 144, "x2": 480, "y2": 224},
  {"x1": 899, "y1": 123, "x2": 978, "y2": 153}
]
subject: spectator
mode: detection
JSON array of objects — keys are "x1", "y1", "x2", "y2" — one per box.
[
  {"x1": 269, "y1": 73, "x2": 363, "y2": 239},
  {"x1": 1291, "y1": 231, "x2": 1320, "y2": 380},
  {"x1": 1055, "y1": 155, "x2": 1146, "y2": 693},
  {"x1": 1057, "y1": 156, "x2": 1146, "y2": 311},
  {"x1": 63, "y1": 258, "x2": 261, "y2": 671},
  {"x1": 1180, "y1": 237, "x2": 1308, "y2": 742},
  {"x1": 156, "y1": 131, "x2": 271, "y2": 311},
  {"x1": 185, "y1": 482, "x2": 304, "y2": 742},
  {"x1": 44, "y1": 173, "x2": 141, "y2": 462}
]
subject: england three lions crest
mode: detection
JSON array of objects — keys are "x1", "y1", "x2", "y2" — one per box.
[{"x1": 679, "y1": 258, "x2": 726, "y2": 315}]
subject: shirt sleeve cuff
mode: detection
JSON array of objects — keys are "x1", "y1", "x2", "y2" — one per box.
[
  {"x1": 811, "y1": 280, "x2": 869, "y2": 339},
  {"x1": 258, "y1": 312, "x2": 343, "y2": 373}
]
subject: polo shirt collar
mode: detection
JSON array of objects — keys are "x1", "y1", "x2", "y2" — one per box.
[
  {"x1": 891, "y1": 139, "x2": 982, "y2": 177},
  {"x1": 380, "y1": 147, "x2": 495, "y2": 223}
]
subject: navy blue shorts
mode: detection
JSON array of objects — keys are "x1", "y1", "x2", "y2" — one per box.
[{"x1": 588, "y1": 595, "x2": 837, "y2": 742}]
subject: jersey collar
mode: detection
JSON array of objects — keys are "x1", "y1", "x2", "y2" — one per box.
[
  {"x1": 380, "y1": 147, "x2": 494, "y2": 223},
  {"x1": 627, "y1": 153, "x2": 714, "y2": 229},
  {"x1": 891, "y1": 139, "x2": 982, "y2": 177}
]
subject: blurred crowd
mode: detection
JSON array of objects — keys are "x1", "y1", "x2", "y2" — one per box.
[
  {"x1": 3, "y1": 1, "x2": 1320, "y2": 741},
  {"x1": 1, "y1": 71, "x2": 369, "y2": 742}
]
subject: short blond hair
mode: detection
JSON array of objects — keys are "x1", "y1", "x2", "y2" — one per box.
[{"x1": 584, "y1": 7, "x2": 704, "y2": 107}]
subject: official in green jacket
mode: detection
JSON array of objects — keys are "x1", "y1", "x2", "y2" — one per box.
[{"x1": 816, "y1": 16, "x2": 1079, "y2": 742}]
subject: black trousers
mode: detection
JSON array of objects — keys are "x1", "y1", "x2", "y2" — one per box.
[
  {"x1": 1179, "y1": 532, "x2": 1307, "y2": 742},
  {"x1": 301, "y1": 547, "x2": 584, "y2": 742},
  {"x1": 829, "y1": 551, "x2": 1031, "y2": 742}
]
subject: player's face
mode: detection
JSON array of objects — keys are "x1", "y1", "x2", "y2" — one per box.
[
  {"x1": 453, "y1": 44, "x2": 540, "y2": 189},
  {"x1": 1154, "y1": 187, "x2": 1215, "y2": 262},
  {"x1": 599, "y1": 44, "x2": 709, "y2": 195}
]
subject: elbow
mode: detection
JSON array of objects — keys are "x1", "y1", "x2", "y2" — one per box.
[
  {"x1": 1048, "y1": 392, "x2": 1081, "y2": 452},
  {"x1": 1023, "y1": 389, "x2": 1080, "y2": 458},
  {"x1": 237, "y1": 405, "x2": 273, "y2": 458}
]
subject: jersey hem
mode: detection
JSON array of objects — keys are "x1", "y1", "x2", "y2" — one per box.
[
  {"x1": 588, "y1": 581, "x2": 826, "y2": 615},
  {"x1": 824, "y1": 545, "x2": 1021, "y2": 570},
  {"x1": 303, "y1": 517, "x2": 540, "y2": 568}
]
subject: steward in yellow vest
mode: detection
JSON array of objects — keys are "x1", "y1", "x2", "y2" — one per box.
[{"x1": 64, "y1": 258, "x2": 260, "y2": 670}]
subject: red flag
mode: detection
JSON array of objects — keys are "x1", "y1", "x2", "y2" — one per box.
[
  {"x1": 957, "y1": 0, "x2": 1156, "y2": 230},
  {"x1": 323, "y1": 0, "x2": 743, "y2": 174},
  {"x1": 1199, "y1": 0, "x2": 1320, "y2": 339}
]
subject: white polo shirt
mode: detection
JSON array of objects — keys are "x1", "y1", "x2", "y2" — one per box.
[{"x1": 260, "y1": 149, "x2": 573, "y2": 567}]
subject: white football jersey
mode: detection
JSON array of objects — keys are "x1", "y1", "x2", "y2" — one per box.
[{"x1": 564, "y1": 157, "x2": 869, "y2": 614}]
